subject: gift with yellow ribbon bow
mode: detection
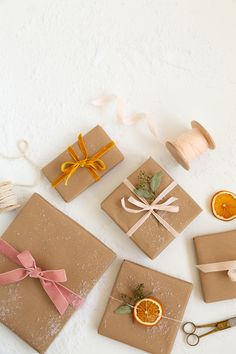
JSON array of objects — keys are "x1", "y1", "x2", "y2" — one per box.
[{"x1": 42, "y1": 125, "x2": 124, "y2": 202}]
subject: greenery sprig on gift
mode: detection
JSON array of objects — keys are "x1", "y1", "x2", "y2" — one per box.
[
  {"x1": 134, "y1": 170, "x2": 162, "y2": 203},
  {"x1": 115, "y1": 283, "x2": 153, "y2": 314}
]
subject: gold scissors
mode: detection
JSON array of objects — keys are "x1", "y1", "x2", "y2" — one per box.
[{"x1": 182, "y1": 317, "x2": 236, "y2": 346}]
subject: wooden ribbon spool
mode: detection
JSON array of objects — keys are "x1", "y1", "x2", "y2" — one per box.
[{"x1": 166, "y1": 121, "x2": 216, "y2": 170}]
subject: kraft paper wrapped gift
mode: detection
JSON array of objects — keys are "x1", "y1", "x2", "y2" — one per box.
[
  {"x1": 42, "y1": 125, "x2": 124, "y2": 202},
  {"x1": 101, "y1": 157, "x2": 202, "y2": 259},
  {"x1": 194, "y1": 229, "x2": 236, "y2": 303},
  {"x1": 0, "y1": 193, "x2": 116, "y2": 353},
  {"x1": 99, "y1": 260, "x2": 192, "y2": 354}
]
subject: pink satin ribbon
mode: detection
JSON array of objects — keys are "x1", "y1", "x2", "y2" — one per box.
[
  {"x1": 197, "y1": 261, "x2": 236, "y2": 282},
  {"x1": 0, "y1": 239, "x2": 83, "y2": 315},
  {"x1": 121, "y1": 179, "x2": 179, "y2": 237},
  {"x1": 92, "y1": 95, "x2": 160, "y2": 141}
]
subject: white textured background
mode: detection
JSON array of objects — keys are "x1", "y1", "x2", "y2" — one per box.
[{"x1": 0, "y1": 1, "x2": 236, "y2": 353}]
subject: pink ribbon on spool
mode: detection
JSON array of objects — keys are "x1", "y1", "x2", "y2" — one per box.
[
  {"x1": 121, "y1": 178, "x2": 179, "y2": 237},
  {"x1": 92, "y1": 95, "x2": 216, "y2": 171},
  {"x1": 0, "y1": 239, "x2": 83, "y2": 315},
  {"x1": 197, "y1": 260, "x2": 236, "y2": 282},
  {"x1": 166, "y1": 121, "x2": 216, "y2": 170}
]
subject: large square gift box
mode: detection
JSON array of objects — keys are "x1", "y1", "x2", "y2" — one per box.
[
  {"x1": 194, "y1": 229, "x2": 236, "y2": 303},
  {"x1": 0, "y1": 194, "x2": 116, "y2": 353},
  {"x1": 42, "y1": 125, "x2": 124, "y2": 202},
  {"x1": 101, "y1": 157, "x2": 202, "y2": 259},
  {"x1": 99, "y1": 260, "x2": 192, "y2": 354}
]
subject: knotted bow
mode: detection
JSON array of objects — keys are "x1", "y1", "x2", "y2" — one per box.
[
  {"x1": 121, "y1": 179, "x2": 179, "y2": 237},
  {"x1": 0, "y1": 239, "x2": 83, "y2": 315},
  {"x1": 52, "y1": 133, "x2": 115, "y2": 188},
  {"x1": 197, "y1": 260, "x2": 236, "y2": 282}
]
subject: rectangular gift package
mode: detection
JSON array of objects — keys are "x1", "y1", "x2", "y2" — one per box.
[
  {"x1": 42, "y1": 125, "x2": 124, "y2": 202},
  {"x1": 101, "y1": 157, "x2": 202, "y2": 259},
  {"x1": 0, "y1": 193, "x2": 116, "y2": 353},
  {"x1": 194, "y1": 229, "x2": 236, "y2": 303},
  {"x1": 99, "y1": 260, "x2": 192, "y2": 354}
]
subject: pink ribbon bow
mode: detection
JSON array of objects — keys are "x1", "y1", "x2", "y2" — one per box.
[
  {"x1": 121, "y1": 179, "x2": 179, "y2": 237},
  {"x1": 0, "y1": 239, "x2": 83, "y2": 315}
]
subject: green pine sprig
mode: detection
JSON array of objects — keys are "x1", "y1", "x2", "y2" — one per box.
[
  {"x1": 134, "y1": 170, "x2": 162, "y2": 203},
  {"x1": 114, "y1": 283, "x2": 153, "y2": 315}
]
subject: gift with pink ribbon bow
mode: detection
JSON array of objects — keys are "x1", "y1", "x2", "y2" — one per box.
[
  {"x1": 0, "y1": 193, "x2": 115, "y2": 353},
  {"x1": 102, "y1": 157, "x2": 202, "y2": 260},
  {"x1": 0, "y1": 239, "x2": 83, "y2": 315},
  {"x1": 194, "y1": 229, "x2": 236, "y2": 303}
]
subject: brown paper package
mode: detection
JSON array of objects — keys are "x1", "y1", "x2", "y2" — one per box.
[
  {"x1": 42, "y1": 125, "x2": 124, "y2": 202},
  {"x1": 99, "y1": 260, "x2": 192, "y2": 354},
  {"x1": 194, "y1": 229, "x2": 236, "y2": 303},
  {"x1": 0, "y1": 193, "x2": 116, "y2": 353},
  {"x1": 101, "y1": 157, "x2": 202, "y2": 259}
]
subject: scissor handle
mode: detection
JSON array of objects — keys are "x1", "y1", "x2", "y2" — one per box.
[
  {"x1": 182, "y1": 322, "x2": 196, "y2": 334},
  {"x1": 186, "y1": 333, "x2": 200, "y2": 346}
]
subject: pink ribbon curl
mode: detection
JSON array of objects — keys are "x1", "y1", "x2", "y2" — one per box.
[
  {"x1": 0, "y1": 239, "x2": 83, "y2": 315},
  {"x1": 121, "y1": 179, "x2": 179, "y2": 237},
  {"x1": 197, "y1": 260, "x2": 236, "y2": 282}
]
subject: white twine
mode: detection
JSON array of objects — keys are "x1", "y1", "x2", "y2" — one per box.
[
  {"x1": 0, "y1": 182, "x2": 20, "y2": 213},
  {"x1": 0, "y1": 140, "x2": 41, "y2": 213}
]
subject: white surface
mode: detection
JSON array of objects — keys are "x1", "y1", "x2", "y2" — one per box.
[{"x1": 0, "y1": 1, "x2": 236, "y2": 353}]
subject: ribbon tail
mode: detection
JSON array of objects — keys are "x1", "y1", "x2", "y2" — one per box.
[
  {"x1": 152, "y1": 211, "x2": 179, "y2": 238},
  {"x1": 228, "y1": 269, "x2": 236, "y2": 282},
  {"x1": 64, "y1": 166, "x2": 80, "y2": 186},
  {"x1": 40, "y1": 280, "x2": 83, "y2": 315},
  {"x1": 152, "y1": 181, "x2": 177, "y2": 204},
  {"x1": 146, "y1": 113, "x2": 159, "y2": 139},
  {"x1": 92, "y1": 141, "x2": 115, "y2": 160},
  {"x1": 52, "y1": 172, "x2": 68, "y2": 188},
  {"x1": 0, "y1": 268, "x2": 28, "y2": 285},
  {"x1": 41, "y1": 269, "x2": 67, "y2": 282},
  {"x1": 67, "y1": 146, "x2": 80, "y2": 162},
  {"x1": 0, "y1": 239, "x2": 22, "y2": 265},
  {"x1": 78, "y1": 134, "x2": 88, "y2": 159},
  {"x1": 40, "y1": 279, "x2": 69, "y2": 315},
  {"x1": 126, "y1": 211, "x2": 151, "y2": 237},
  {"x1": 87, "y1": 167, "x2": 100, "y2": 181},
  {"x1": 92, "y1": 94, "x2": 117, "y2": 107},
  {"x1": 121, "y1": 198, "x2": 148, "y2": 214},
  {"x1": 57, "y1": 283, "x2": 84, "y2": 309},
  {"x1": 92, "y1": 95, "x2": 125, "y2": 124}
]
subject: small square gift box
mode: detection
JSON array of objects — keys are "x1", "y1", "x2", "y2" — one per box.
[
  {"x1": 194, "y1": 229, "x2": 236, "y2": 303},
  {"x1": 101, "y1": 157, "x2": 202, "y2": 259},
  {"x1": 0, "y1": 193, "x2": 116, "y2": 353},
  {"x1": 42, "y1": 125, "x2": 124, "y2": 202},
  {"x1": 99, "y1": 260, "x2": 192, "y2": 354}
]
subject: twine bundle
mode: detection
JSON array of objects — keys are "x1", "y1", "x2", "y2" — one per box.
[
  {"x1": 0, "y1": 140, "x2": 41, "y2": 213},
  {"x1": 0, "y1": 181, "x2": 20, "y2": 212}
]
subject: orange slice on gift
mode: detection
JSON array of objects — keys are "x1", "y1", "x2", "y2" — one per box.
[
  {"x1": 133, "y1": 297, "x2": 163, "y2": 326},
  {"x1": 211, "y1": 191, "x2": 236, "y2": 221}
]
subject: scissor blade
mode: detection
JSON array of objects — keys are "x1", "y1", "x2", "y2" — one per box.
[{"x1": 228, "y1": 317, "x2": 236, "y2": 327}]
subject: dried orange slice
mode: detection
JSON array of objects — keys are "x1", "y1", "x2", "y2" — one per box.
[
  {"x1": 133, "y1": 297, "x2": 163, "y2": 326},
  {"x1": 211, "y1": 191, "x2": 236, "y2": 221}
]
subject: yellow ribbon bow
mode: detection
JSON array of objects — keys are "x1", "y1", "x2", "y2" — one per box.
[{"x1": 52, "y1": 133, "x2": 115, "y2": 188}]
